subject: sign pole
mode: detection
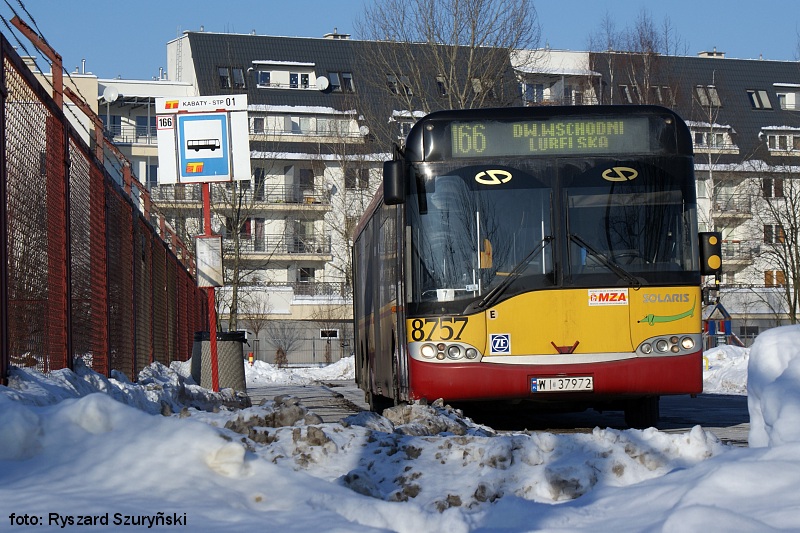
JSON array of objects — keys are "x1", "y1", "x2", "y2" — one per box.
[
  {"x1": 202, "y1": 182, "x2": 220, "y2": 392},
  {"x1": 155, "y1": 95, "x2": 251, "y2": 394}
]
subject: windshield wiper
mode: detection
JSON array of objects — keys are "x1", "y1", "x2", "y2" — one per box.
[
  {"x1": 471, "y1": 235, "x2": 553, "y2": 311},
  {"x1": 568, "y1": 233, "x2": 643, "y2": 289}
]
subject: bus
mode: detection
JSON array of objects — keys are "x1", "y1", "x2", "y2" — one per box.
[{"x1": 352, "y1": 105, "x2": 721, "y2": 428}]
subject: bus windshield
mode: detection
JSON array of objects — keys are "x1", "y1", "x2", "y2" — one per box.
[{"x1": 406, "y1": 157, "x2": 700, "y2": 312}]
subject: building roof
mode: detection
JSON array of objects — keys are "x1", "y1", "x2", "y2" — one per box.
[{"x1": 588, "y1": 52, "x2": 800, "y2": 166}]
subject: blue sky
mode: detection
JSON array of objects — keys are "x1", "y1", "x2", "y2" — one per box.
[{"x1": 0, "y1": 0, "x2": 796, "y2": 80}]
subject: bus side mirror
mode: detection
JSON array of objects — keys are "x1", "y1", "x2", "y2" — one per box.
[
  {"x1": 699, "y1": 232, "x2": 722, "y2": 276},
  {"x1": 383, "y1": 160, "x2": 405, "y2": 205}
]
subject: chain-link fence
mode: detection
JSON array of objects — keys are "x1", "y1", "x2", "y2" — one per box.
[{"x1": 0, "y1": 33, "x2": 207, "y2": 384}]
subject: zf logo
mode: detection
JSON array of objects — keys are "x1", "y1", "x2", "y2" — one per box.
[
  {"x1": 475, "y1": 169, "x2": 513, "y2": 185},
  {"x1": 601, "y1": 167, "x2": 638, "y2": 182},
  {"x1": 490, "y1": 334, "x2": 511, "y2": 354}
]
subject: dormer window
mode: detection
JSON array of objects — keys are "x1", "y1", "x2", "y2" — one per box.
[
  {"x1": 687, "y1": 121, "x2": 736, "y2": 153},
  {"x1": 218, "y1": 67, "x2": 232, "y2": 89},
  {"x1": 774, "y1": 83, "x2": 800, "y2": 110},
  {"x1": 747, "y1": 89, "x2": 773, "y2": 109},
  {"x1": 695, "y1": 85, "x2": 721, "y2": 107},
  {"x1": 251, "y1": 60, "x2": 316, "y2": 90},
  {"x1": 763, "y1": 127, "x2": 800, "y2": 154},
  {"x1": 218, "y1": 67, "x2": 246, "y2": 90}
]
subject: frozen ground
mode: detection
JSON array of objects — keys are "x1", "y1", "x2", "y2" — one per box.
[{"x1": 1, "y1": 331, "x2": 797, "y2": 532}]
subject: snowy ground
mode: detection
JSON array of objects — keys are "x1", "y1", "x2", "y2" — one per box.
[{"x1": 1, "y1": 331, "x2": 798, "y2": 532}]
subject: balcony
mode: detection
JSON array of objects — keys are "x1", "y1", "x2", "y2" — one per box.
[
  {"x1": 721, "y1": 240, "x2": 757, "y2": 271},
  {"x1": 151, "y1": 184, "x2": 331, "y2": 212},
  {"x1": 224, "y1": 233, "x2": 333, "y2": 263},
  {"x1": 713, "y1": 196, "x2": 752, "y2": 221},
  {"x1": 106, "y1": 125, "x2": 158, "y2": 146}
]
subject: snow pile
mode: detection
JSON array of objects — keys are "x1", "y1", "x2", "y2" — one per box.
[
  {"x1": 703, "y1": 344, "x2": 749, "y2": 395},
  {"x1": 2, "y1": 335, "x2": 800, "y2": 531},
  {"x1": 747, "y1": 325, "x2": 800, "y2": 447},
  {"x1": 243, "y1": 356, "x2": 355, "y2": 386}
]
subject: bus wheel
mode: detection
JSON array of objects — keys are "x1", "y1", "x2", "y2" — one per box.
[
  {"x1": 624, "y1": 396, "x2": 660, "y2": 429},
  {"x1": 368, "y1": 392, "x2": 394, "y2": 415}
]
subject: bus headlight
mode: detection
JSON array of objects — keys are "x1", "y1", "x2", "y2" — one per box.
[
  {"x1": 447, "y1": 345, "x2": 463, "y2": 359},
  {"x1": 681, "y1": 336, "x2": 695, "y2": 350},
  {"x1": 420, "y1": 344, "x2": 437, "y2": 359},
  {"x1": 465, "y1": 347, "x2": 479, "y2": 359},
  {"x1": 641, "y1": 343, "x2": 653, "y2": 354},
  {"x1": 655, "y1": 339, "x2": 670, "y2": 352}
]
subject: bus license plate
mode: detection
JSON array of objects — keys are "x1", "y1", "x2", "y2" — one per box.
[{"x1": 531, "y1": 376, "x2": 593, "y2": 392}]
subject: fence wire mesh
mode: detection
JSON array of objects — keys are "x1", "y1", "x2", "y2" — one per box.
[{"x1": 1, "y1": 34, "x2": 208, "y2": 384}]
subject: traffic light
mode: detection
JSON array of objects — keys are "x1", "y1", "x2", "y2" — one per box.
[{"x1": 699, "y1": 232, "x2": 722, "y2": 276}]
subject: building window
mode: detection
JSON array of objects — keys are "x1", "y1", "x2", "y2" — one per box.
[
  {"x1": 218, "y1": 67, "x2": 232, "y2": 89},
  {"x1": 471, "y1": 78, "x2": 483, "y2": 94},
  {"x1": 301, "y1": 73, "x2": 309, "y2": 89},
  {"x1": 763, "y1": 177, "x2": 785, "y2": 198},
  {"x1": 651, "y1": 85, "x2": 673, "y2": 105},
  {"x1": 232, "y1": 68, "x2": 246, "y2": 89},
  {"x1": 739, "y1": 326, "x2": 759, "y2": 340},
  {"x1": 436, "y1": 76, "x2": 447, "y2": 97},
  {"x1": 329, "y1": 72, "x2": 341, "y2": 92},
  {"x1": 619, "y1": 84, "x2": 633, "y2": 104},
  {"x1": 290, "y1": 73, "x2": 299, "y2": 89},
  {"x1": 765, "y1": 270, "x2": 786, "y2": 287},
  {"x1": 241, "y1": 218, "x2": 252, "y2": 239},
  {"x1": 747, "y1": 89, "x2": 773, "y2": 109},
  {"x1": 252, "y1": 117, "x2": 265, "y2": 134},
  {"x1": 764, "y1": 224, "x2": 785, "y2": 244},
  {"x1": 146, "y1": 164, "x2": 158, "y2": 189},
  {"x1": 102, "y1": 114, "x2": 122, "y2": 136},
  {"x1": 254, "y1": 218, "x2": 265, "y2": 251},
  {"x1": 345, "y1": 167, "x2": 369, "y2": 189},
  {"x1": 298, "y1": 267, "x2": 315, "y2": 283},
  {"x1": 398, "y1": 121, "x2": 413, "y2": 139},
  {"x1": 341, "y1": 72, "x2": 354, "y2": 92},
  {"x1": 387, "y1": 74, "x2": 412, "y2": 96},
  {"x1": 520, "y1": 82, "x2": 544, "y2": 104},
  {"x1": 695, "y1": 85, "x2": 722, "y2": 107},
  {"x1": 257, "y1": 71, "x2": 271, "y2": 87},
  {"x1": 135, "y1": 115, "x2": 156, "y2": 137},
  {"x1": 693, "y1": 131, "x2": 725, "y2": 148}
]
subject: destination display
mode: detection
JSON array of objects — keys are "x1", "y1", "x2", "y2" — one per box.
[{"x1": 449, "y1": 117, "x2": 652, "y2": 158}]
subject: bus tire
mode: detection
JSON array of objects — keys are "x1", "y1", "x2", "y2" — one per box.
[
  {"x1": 624, "y1": 396, "x2": 660, "y2": 429},
  {"x1": 368, "y1": 392, "x2": 394, "y2": 414}
]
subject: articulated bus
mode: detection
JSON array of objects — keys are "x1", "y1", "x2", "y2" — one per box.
[{"x1": 352, "y1": 105, "x2": 720, "y2": 428}]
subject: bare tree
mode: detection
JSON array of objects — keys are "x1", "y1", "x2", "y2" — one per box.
[
  {"x1": 743, "y1": 165, "x2": 800, "y2": 323},
  {"x1": 588, "y1": 9, "x2": 687, "y2": 105},
  {"x1": 264, "y1": 320, "x2": 304, "y2": 367},
  {"x1": 356, "y1": 0, "x2": 540, "y2": 142}
]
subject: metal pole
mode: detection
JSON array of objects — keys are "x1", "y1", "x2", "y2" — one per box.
[{"x1": 202, "y1": 183, "x2": 219, "y2": 391}]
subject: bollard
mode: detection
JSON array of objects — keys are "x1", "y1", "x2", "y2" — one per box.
[{"x1": 248, "y1": 351, "x2": 254, "y2": 366}]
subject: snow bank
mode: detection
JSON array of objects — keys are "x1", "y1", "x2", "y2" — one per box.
[{"x1": 747, "y1": 325, "x2": 800, "y2": 447}]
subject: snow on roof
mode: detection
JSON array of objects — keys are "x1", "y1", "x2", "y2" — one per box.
[
  {"x1": 685, "y1": 120, "x2": 734, "y2": 130},
  {"x1": 252, "y1": 60, "x2": 316, "y2": 67},
  {"x1": 249, "y1": 104, "x2": 357, "y2": 115},
  {"x1": 251, "y1": 151, "x2": 390, "y2": 162},
  {"x1": 761, "y1": 125, "x2": 800, "y2": 132}
]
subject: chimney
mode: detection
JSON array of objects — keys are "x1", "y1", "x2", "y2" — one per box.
[
  {"x1": 323, "y1": 27, "x2": 350, "y2": 40},
  {"x1": 698, "y1": 47, "x2": 725, "y2": 58}
]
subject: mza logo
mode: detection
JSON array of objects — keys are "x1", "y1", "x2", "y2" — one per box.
[
  {"x1": 490, "y1": 333, "x2": 511, "y2": 354},
  {"x1": 588, "y1": 288, "x2": 629, "y2": 306}
]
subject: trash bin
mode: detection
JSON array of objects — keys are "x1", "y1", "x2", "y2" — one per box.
[{"x1": 191, "y1": 331, "x2": 248, "y2": 392}]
